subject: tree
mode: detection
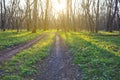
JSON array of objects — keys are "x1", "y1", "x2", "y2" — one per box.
[
  {"x1": 25, "y1": 0, "x2": 31, "y2": 31},
  {"x1": 32, "y1": 0, "x2": 38, "y2": 33},
  {"x1": 95, "y1": 0, "x2": 100, "y2": 33},
  {"x1": 44, "y1": 0, "x2": 49, "y2": 30},
  {"x1": 0, "y1": 0, "x2": 6, "y2": 31}
]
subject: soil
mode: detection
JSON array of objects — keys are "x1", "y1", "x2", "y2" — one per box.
[
  {"x1": 34, "y1": 34, "x2": 82, "y2": 80},
  {"x1": 0, "y1": 34, "x2": 46, "y2": 62}
]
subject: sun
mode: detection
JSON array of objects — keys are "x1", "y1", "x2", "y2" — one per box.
[
  {"x1": 53, "y1": 0, "x2": 66, "y2": 13},
  {"x1": 55, "y1": 3, "x2": 66, "y2": 12}
]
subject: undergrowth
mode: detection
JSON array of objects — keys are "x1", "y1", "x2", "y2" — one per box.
[
  {"x1": 0, "y1": 30, "x2": 43, "y2": 51},
  {"x1": 0, "y1": 33, "x2": 54, "y2": 80},
  {"x1": 61, "y1": 31, "x2": 120, "y2": 80}
]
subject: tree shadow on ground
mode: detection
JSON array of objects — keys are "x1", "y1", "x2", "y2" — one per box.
[{"x1": 65, "y1": 34, "x2": 120, "y2": 80}]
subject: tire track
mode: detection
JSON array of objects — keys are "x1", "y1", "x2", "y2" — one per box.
[
  {"x1": 0, "y1": 33, "x2": 46, "y2": 62},
  {"x1": 35, "y1": 34, "x2": 82, "y2": 80}
]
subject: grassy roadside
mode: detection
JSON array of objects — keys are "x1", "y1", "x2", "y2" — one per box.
[
  {"x1": 0, "y1": 30, "x2": 43, "y2": 51},
  {"x1": 0, "y1": 33, "x2": 54, "y2": 80},
  {"x1": 61, "y1": 31, "x2": 120, "y2": 80}
]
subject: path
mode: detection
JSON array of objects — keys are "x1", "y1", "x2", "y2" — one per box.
[
  {"x1": 0, "y1": 34, "x2": 46, "y2": 62},
  {"x1": 35, "y1": 34, "x2": 81, "y2": 80}
]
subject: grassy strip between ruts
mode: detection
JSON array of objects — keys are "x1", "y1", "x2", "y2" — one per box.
[
  {"x1": 0, "y1": 30, "x2": 43, "y2": 51},
  {"x1": 61, "y1": 31, "x2": 120, "y2": 80},
  {"x1": 0, "y1": 33, "x2": 54, "y2": 80}
]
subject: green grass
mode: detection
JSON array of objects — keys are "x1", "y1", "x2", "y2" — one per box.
[
  {"x1": 61, "y1": 31, "x2": 120, "y2": 80},
  {"x1": 99, "y1": 31, "x2": 120, "y2": 36},
  {"x1": 0, "y1": 33, "x2": 54, "y2": 80},
  {"x1": 0, "y1": 30, "x2": 43, "y2": 51}
]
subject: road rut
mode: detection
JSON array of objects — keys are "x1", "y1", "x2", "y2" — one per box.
[
  {"x1": 35, "y1": 34, "x2": 81, "y2": 80},
  {"x1": 0, "y1": 34, "x2": 46, "y2": 62}
]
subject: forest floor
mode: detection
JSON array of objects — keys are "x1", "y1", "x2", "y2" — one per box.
[
  {"x1": 34, "y1": 34, "x2": 82, "y2": 80},
  {"x1": 0, "y1": 31, "x2": 119, "y2": 80},
  {"x1": 0, "y1": 33, "x2": 46, "y2": 62}
]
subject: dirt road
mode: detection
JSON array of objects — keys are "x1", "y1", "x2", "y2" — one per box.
[
  {"x1": 0, "y1": 34, "x2": 46, "y2": 62},
  {"x1": 35, "y1": 34, "x2": 81, "y2": 80}
]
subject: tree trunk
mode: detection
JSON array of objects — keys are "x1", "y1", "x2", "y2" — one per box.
[
  {"x1": 95, "y1": 0, "x2": 100, "y2": 33},
  {"x1": 0, "y1": 0, "x2": 6, "y2": 31},
  {"x1": 32, "y1": 0, "x2": 38, "y2": 33}
]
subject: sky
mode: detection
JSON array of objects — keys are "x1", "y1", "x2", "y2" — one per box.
[
  {"x1": 5, "y1": 0, "x2": 105, "y2": 16},
  {"x1": 6, "y1": 0, "x2": 25, "y2": 8}
]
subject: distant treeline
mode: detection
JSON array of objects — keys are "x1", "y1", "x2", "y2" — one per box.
[{"x1": 0, "y1": 0, "x2": 120, "y2": 33}]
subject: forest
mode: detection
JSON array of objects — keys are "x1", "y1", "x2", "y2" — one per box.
[
  {"x1": 0, "y1": 0, "x2": 120, "y2": 80},
  {"x1": 0, "y1": 0, "x2": 120, "y2": 32}
]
